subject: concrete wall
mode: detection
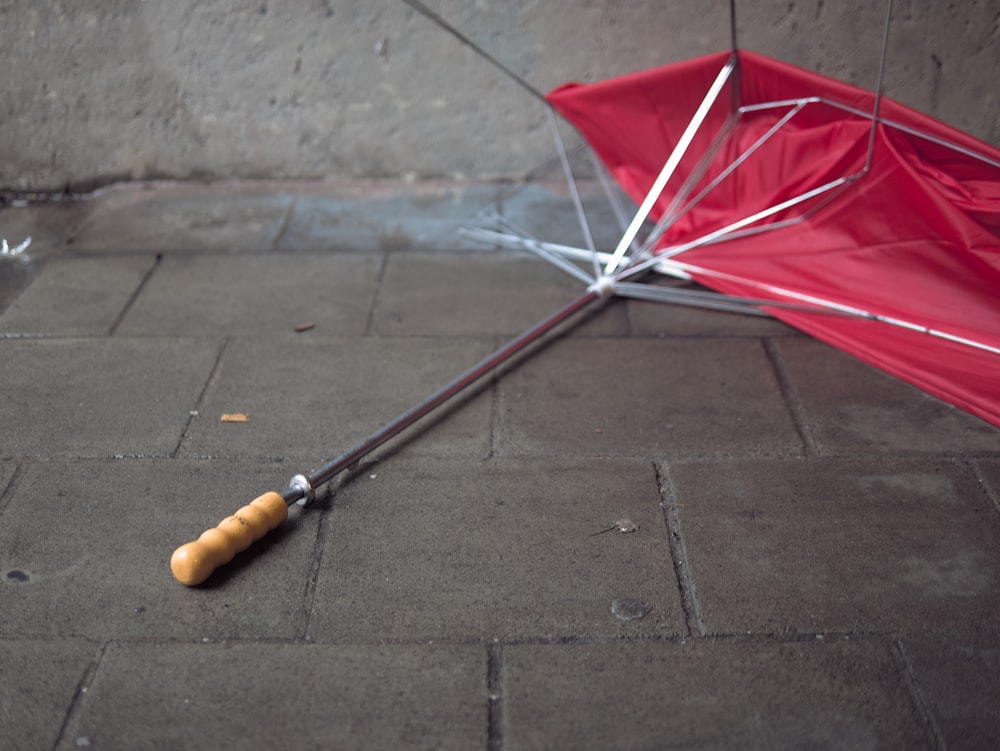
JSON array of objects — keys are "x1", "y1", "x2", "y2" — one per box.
[{"x1": 1, "y1": 0, "x2": 996, "y2": 192}]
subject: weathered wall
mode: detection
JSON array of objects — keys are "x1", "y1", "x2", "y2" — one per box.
[{"x1": 1, "y1": 0, "x2": 996, "y2": 191}]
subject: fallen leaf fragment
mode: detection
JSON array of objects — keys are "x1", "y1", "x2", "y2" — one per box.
[{"x1": 220, "y1": 413, "x2": 250, "y2": 423}]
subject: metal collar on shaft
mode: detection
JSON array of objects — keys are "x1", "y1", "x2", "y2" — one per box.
[{"x1": 287, "y1": 474, "x2": 315, "y2": 507}]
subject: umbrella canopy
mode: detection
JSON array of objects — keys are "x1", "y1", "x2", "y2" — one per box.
[
  {"x1": 546, "y1": 49, "x2": 1000, "y2": 428},
  {"x1": 173, "y1": 4, "x2": 1000, "y2": 585}
]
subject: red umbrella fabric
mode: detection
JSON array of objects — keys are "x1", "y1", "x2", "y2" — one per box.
[{"x1": 547, "y1": 50, "x2": 1000, "y2": 428}]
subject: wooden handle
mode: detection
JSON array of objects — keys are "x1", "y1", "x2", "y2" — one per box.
[{"x1": 170, "y1": 491, "x2": 288, "y2": 586}]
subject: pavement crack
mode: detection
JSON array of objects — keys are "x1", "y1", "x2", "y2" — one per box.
[{"x1": 655, "y1": 460, "x2": 707, "y2": 638}]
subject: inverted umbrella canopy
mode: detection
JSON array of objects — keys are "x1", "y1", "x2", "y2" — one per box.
[
  {"x1": 545, "y1": 49, "x2": 1000, "y2": 428},
  {"x1": 172, "y1": 2, "x2": 1000, "y2": 585}
]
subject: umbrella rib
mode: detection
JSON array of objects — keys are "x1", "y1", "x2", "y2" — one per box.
[
  {"x1": 459, "y1": 226, "x2": 600, "y2": 285},
  {"x1": 590, "y1": 149, "x2": 637, "y2": 240},
  {"x1": 736, "y1": 95, "x2": 1000, "y2": 169},
  {"x1": 398, "y1": 0, "x2": 546, "y2": 103},
  {"x1": 796, "y1": 97, "x2": 1000, "y2": 170},
  {"x1": 728, "y1": 0, "x2": 738, "y2": 54},
  {"x1": 604, "y1": 56, "x2": 737, "y2": 276},
  {"x1": 640, "y1": 101, "x2": 808, "y2": 256},
  {"x1": 874, "y1": 117, "x2": 1000, "y2": 170},
  {"x1": 545, "y1": 104, "x2": 603, "y2": 280},
  {"x1": 658, "y1": 260, "x2": 1000, "y2": 356},
  {"x1": 614, "y1": 282, "x2": 774, "y2": 317},
  {"x1": 616, "y1": 175, "x2": 852, "y2": 282},
  {"x1": 866, "y1": 0, "x2": 894, "y2": 173},
  {"x1": 639, "y1": 112, "x2": 742, "y2": 257}
]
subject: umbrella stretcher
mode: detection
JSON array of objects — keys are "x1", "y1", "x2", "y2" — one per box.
[{"x1": 171, "y1": 36, "x2": 1000, "y2": 586}]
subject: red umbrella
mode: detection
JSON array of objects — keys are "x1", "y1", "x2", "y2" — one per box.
[
  {"x1": 426, "y1": 0, "x2": 1000, "y2": 429},
  {"x1": 543, "y1": 48, "x2": 1000, "y2": 427},
  {"x1": 171, "y1": 0, "x2": 1000, "y2": 585}
]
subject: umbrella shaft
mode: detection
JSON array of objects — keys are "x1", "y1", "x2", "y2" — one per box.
[{"x1": 295, "y1": 287, "x2": 602, "y2": 499}]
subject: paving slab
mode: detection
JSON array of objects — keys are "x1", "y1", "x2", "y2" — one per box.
[
  {"x1": 497, "y1": 336, "x2": 803, "y2": 459},
  {"x1": 277, "y1": 181, "x2": 499, "y2": 253},
  {"x1": 0, "y1": 255, "x2": 156, "y2": 336},
  {"x1": 114, "y1": 253, "x2": 383, "y2": 337},
  {"x1": 900, "y1": 636, "x2": 1000, "y2": 750},
  {"x1": 4, "y1": 180, "x2": 1000, "y2": 747},
  {"x1": 775, "y1": 337, "x2": 1000, "y2": 456},
  {"x1": 310, "y1": 457, "x2": 684, "y2": 642},
  {"x1": 372, "y1": 250, "x2": 625, "y2": 337},
  {"x1": 0, "y1": 460, "x2": 317, "y2": 640},
  {"x1": 503, "y1": 637, "x2": 931, "y2": 750},
  {"x1": 0, "y1": 637, "x2": 96, "y2": 751},
  {"x1": 180, "y1": 336, "x2": 496, "y2": 463},
  {"x1": 0, "y1": 337, "x2": 221, "y2": 459},
  {"x1": 666, "y1": 457, "x2": 1000, "y2": 636},
  {"x1": 68, "y1": 183, "x2": 296, "y2": 253},
  {"x1": 60, "y1": 642, "x2": 486, "y2": 751}
]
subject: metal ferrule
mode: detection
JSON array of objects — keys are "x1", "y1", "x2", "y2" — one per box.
[{"x1": 286, "y1": 474, "x2": 315, "y2": 507}]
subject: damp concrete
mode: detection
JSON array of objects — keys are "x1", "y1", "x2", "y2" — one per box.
[{"x1": 1, "y1": 180, "x2": 999, "y2": 750}]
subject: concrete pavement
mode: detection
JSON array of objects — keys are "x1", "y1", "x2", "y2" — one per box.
[{"x1": 1, "y1": 180, "x2": 999, "y2": 749}]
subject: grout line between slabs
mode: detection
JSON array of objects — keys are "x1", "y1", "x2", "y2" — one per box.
[
  {"x1": 171, "y1": 338, "x2": 231, "y2": 459},
  {"x1": 269, "y1": 192, "x2": 299, "y2": 252},
  {"x1": 968, "y1": 459, "x2": 1000, "y2": 517},
  {"x1": 487, "y1": 641, "x2": 505, "y2": 751},
  {"x1": 11, "y1": 629, "x2": 913, "y2": 650},
  {"x1": 52, "y1": 640, "x2": 110, "y2": 751},
  {"x1": 0, "y1": 463, "x2": 26, "y2": 516},
  {"x1": 654, "y1": 460, "x2": 707, "y2": 639},
  {"x1": 487, "y1": 336, "x2": 508, "y2": 463},
  {"x1": 762, "y1": 336, "x2": 819, "y2": 457},
  {"x1": 892, "y1": 637, "x2": 945, "y2": 751},
  {"x1": 363, "y1": 251, "x2": 390, "y2": 337},
  {"x1": 300, "y1": 487, "x2": 337, "y2": 642},
  {"x1": 107, "y1": 252, "x2": 163, "y2": 337}
]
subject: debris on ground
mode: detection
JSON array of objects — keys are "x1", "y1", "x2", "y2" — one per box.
[
  {"x1": 220, "y1": 413, "x2": 250, "y2": 423},
  {"x1": 0, "y1": 236, "x2": 31, "y2": 256},
  {"x1": 611, "y1": 598, "x2": 652, "y2": 621},
  {"x1": 591, "y1": 518, "x2": 639, "y2": 536}
]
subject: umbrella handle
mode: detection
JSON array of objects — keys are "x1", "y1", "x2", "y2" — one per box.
[{"x1": 169, "y1": 491, "x2": 288, "y2": 586}]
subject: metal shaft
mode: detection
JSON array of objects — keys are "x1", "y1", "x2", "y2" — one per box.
[{"x1": 281, "y1": 287, "x2": 604, "y2": 505}]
